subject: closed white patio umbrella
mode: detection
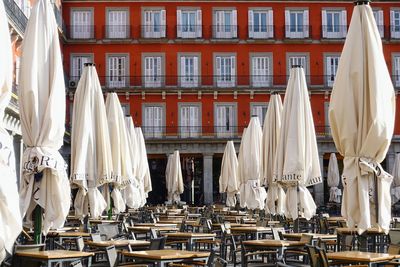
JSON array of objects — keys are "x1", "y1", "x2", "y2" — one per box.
[
  {"x1": 18, "y1": 0, "x2": 70, "y2": 235},
  {"x1": 263, "y1": 93, "x2": 286, "y2": 215},
  {"x1": 166, "y1": 150, "x2": 183, "y2": 203},
  {"x1": 0, "y1": 0, "x2": 22, "y2": 261},
  {"x1": 135, "y1": 127, "x2": 152, "y2": 206},
  {"x1": 274, "y1": 66, "x2": 322, "y2": 221},
  {"x1": 71, "y1": 64, "x2": 110, "y2": 219},
  {"x1": 219, "y1": 141, "x2": 239, "y2": 207},
  {"x1": 329, "y1": 1, "x2": 395, "y2": 233},
  {"x1": 391, "y1": 154, "x2": 400, "y2": 203},
  {"x1": 327, "y1": 153, "x2": 341, "y2": 203},
  {"x1": 238, "y1": 117, "x2": 267, "y2": 210},
  {"x1": 105, "y1": 92, "x2": 132, "y2": 213}
]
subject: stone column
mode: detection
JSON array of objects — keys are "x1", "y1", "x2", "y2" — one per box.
[
  {"x1": 13, "y1": 134, "x2": 23, "y2": 190},
  {"x1": 203, "y1": 153, "x2": 213, "y2": 205},
  {"x1": 313, "y1": 152, "x2": 325, "y2": 206}
]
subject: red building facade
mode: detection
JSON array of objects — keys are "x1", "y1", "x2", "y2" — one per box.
[{"x1": 61, "y1": 0, "x2": 400, "y2": 206}]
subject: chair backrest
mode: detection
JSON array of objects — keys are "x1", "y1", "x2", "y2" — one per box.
[
  {"x1": 318, "y1": 218, "x2": 328, "y2": 234},
  {"x1": 179, "y1": 220, "x2": 186, "y2": 232},
  {"x1": 70, "y1": 260, "x2": 83, "y2": 267},
  {"x1": 91, "y1": 233, "x2": 102, "y2": 242},
  {"x1": 300, "y1": 234, "x2": 313, "y2": 244},
  {"x1": 105, "y1": 245, "x2": 118, "y2": 267},
  {"x1": 206, "y1": 249, "x2": 215, "y2": 267},
  {"x1": 318, "y1": 247, "x2": 330, "y2": 267},
  {"x1": 150, "y1": 228, "x2": 158, "y2": 239},
  {"x1": 149, "y1": 237, "x2": 166, "y2": 250},
  {"x1": 389, "y1": 229, "x2": 400, "y2": 245},
  {"x1": 272, "y1": 227, "x2": 285, "y2": 240},
  {"x1": 75, "y1": 236, "x2": 85, "y2": 252},
  {"x1": 215, "y1": 257, "x2": 228, "y2": 267},
  {"x1": 14, "y1": 244, "x2": 45, "y2": 252},
  {"x1": 306, "y1": 245, "x2": 320, "y2": 267},
  {"x1": 205, "y1": 219, "x2": 212, "y2": 232},
  {"x1": 98, "y1": 224, "x2": 119, "y2": 240}
]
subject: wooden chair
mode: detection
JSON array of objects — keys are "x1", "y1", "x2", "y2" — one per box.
[
  {"x1": 70, "y1": 260, "x2": 83, "y2": 267},
  {"x1": 283, "y1": 234, "x2": 313, "y2": 265},
  {"x1": 306, "y1": 245, "x2": 320, "y2": 267}
]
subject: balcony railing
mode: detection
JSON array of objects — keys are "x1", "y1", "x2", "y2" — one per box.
[
  {"x1": 141, "y1": 25, "x2": 167, "y2": 38},
  {"x1": 67, "y1": 74, "x2": 400, "y2": 89},
  {"x1": 142, "y1": 125, "x2": 331, "y2": 140},
  {"x1": 248, "y1": 25, "x2": 274, "y2": 39},
  {"x1": 176, "y1": 24, "x2": 202, "y2": 38},
  {"x1": 390, "y1": 25, "x2": 400, "y2": 39},
  {"x1": 321, "y1": 25, "x2": 347, "y2": 39},
  {"x1": 104, "y1": 25, "x2": 131, "y2": 39},
  {"x1": 3, "y1": 0, "x2": 28, "y2": 34},
  {"x1": 66, "y1": 25, "x2": 96, "y2": 40},
  {"x1": 284, "y1": 25, "x2": 311, "y2": 39},
  {"x1": 212, "y1": 25, "x2": 238, "y2": 39}
]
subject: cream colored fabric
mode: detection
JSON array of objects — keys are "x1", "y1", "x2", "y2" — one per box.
[
  {"x1": 135, "y1": 127, "x2": 152, "y2": 205},
  {"x1": 123, "y1": 117, "x2": 141, "y2": 209},
  {"x1": 327, "y1": 153, "x2": 341, "y2": 203},
  {"x1": 70, "y1": 65, "x2": 110, "y2": 219},
  {"x1": 239, "y1": 117, "x2": 267, "y2": 210},
  {"x1": 329, "y1": 4, "x2": 395, "y2": 234},
  {"x1": 219, "y1": 141, "x2": 239, "y2": 207},
  {"x1": 166, "y1": 151, "x2": 184, "y2": 203},
  {"x1": 274, "y1": 67, "x2": 322, "y2": 220},
  {"x1": 105, "y1": 93, "x2": 134, "y2": 213},
  {"x1": 392, "y1": 154, "x2": 400, "y2": 203},
  {"x1": 0, "y1": 0, "x2": 22, "y2": 261},
  {"x1": 262, "y1": 94, "x2": 286, "y2": 215},
  {"x1": 18, "y1": 0, "x2": 70, "y2": 234}
]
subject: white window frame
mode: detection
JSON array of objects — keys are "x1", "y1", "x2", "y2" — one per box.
[
  {"x1": 106, "y1": 8, "x2": 129, "y2": 39},
  {"x1": 106, "y1": 54, "x2": 129, "y2": 88},
  {"x1": 178, "y1": 53, "x2": 201, "y2": 88},
  {"x1": 214, "y1": 103, "x2": 237, "y2": 138},
  {"x1": 142, "y1": 104, "x2": 165, "y2": 138},
  {"x1": 214, "y1": 54, "x2": 236, "y2": 88},
  {"x1": 250, "y1": 103, "x2": 268, "y2": 126},
  {"x1": 178, "y1": 103, "x2": 201, "y2": 138},
  {"x1": 213, "y1": 8, "x2": 237, "y2": 39},
  {"x1": 70, "y1": 8, "x2": 94, "y2": 39},
  {"x1": 286, "y1": 53, "x2": 310, "y2": 80},
  {"x1": 142, "y1": 8, "x2": 166, "y2": 38},
  {"x1": 250, "y1": 53, "x2": 272, "y2": 87},
  {"x1": 373, "y1": 9, "x2": 384, "y2": 38},
  {"x1": 322, "y1": 9, "x2": 347, "y2": 39},
  {"x1": 70, "y1": 54, "x2": 94, "y2": 82},
  {"x1": 285, "y1": 9, "x2": 309, "y2": 39},
  {"x1": 177, "y1": 8, "x2": 202, "y2": 38},
  {"x1": 248, "y1": 8, "x2": 273, "y2": 39},
  {"x1": 391, "y1": 9, "x2": 400, "y2": 39},
  {"x1": 324, "y1": 54, "x2": 340, "y2": 87},
  {"x1": 392, "y1": 54, "x2": 400, "y2": 87},
  {"x1": 142, "y1": 53, "x2": 165, "y2": 88}
]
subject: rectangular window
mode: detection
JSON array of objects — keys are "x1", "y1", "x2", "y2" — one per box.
[
  {"x1": 71, "y1": 10, "x2": 93, "y2": 39},
  {"x1": 289, "y1": 56, "x2": 306, "y2": 72},
  {"x1": 325, "y1": 56, "x2": 340, "y2": 87},
  {"x1": 285, "y1": 9, "x2": 309, "y2": 38},
  {"x1": 215, "y1": 104, "x2": 235, "y2": 138},
  {"x1": 180, "y1": 56, "x2": 199, "y2": 88},
  {"x1": 177, "y1": 9, "x2": 202, "y2": 38},
  {"x1": 215, "y1": 55, "x2": 236, "y2": 87},
  {"x1": 322, "y1": 10, "x2": 347, "y2": 38},
  {"x1": 180, "y1": 105, "x2": 200, "y2": 138},
  {"x1": 251, "y1": 104, "x2": 268, "y2": 126},
  {"x1": 144, "y1": 56, "x2": 163, "y2": 88},
  {"x1": 251, "y1": 56, "x2": 271, "y2": 87},
  {"x1": 391, "y1": 10, "x2": 400, "y2": 38},
  {"x1": 71, "y1": 55, "x2": 92, "y2": 81},
  {"x1": 143, "y1": 9, "x2": 166, "y2": 38},
  {"x1": 107, "y1": 10, "x2": 128, "y2": 39},
  {"x1": 214, "y1": 10, "x2": 237, "y2": 38},
  {"x1": 373, "y1": 10, "x2": 384, "y2": 38},
  {"x1": 394, "y1": 56, "x2": 400, "y2": 87},
  {"x1": 107, "y1": 55, "x2": 127, "y2": 88},
  {"x1": 248, "y1": 9, "x2": 273, "y2": 39},
  {"x1": 143, "y1": 105, "x2": 164, "y2": 138}
]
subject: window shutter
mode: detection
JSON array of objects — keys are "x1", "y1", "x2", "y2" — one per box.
[
  {"x1": 231, "y1": 56, "x2": 236, "y2": 85},
  {"x1": 326, "y1": 56, "x2": 332, "y2": 82},
  {"x1": 144, "y1": 11, "x2": 151, "y2": 38},
  {"x1": 378, "y1": 10, "x2": 384, "y2": 37},
  {"x1": 248, "y1": 9, "x2": 254, "y2": 38},
  {"x1": 193, "y1": 56, "x2": 199, "y2": 85},
  {"x1": 321, "y1": 10, "x2": 327, "y2": 38},
  {"x1": 177, "y1": 9, "x2": 182, "y2": 38},
  {"x1": 216, "y1": 57, "x2": 221, "y2": 84},
  {"x1": 156, "y1": 57, "x2": 162, "y2": 85},
  {"x1": 391, "y1": 10, "x2": 395, "y2": 37},
  {"x1": 268, "y1": 9, "x2": 274, "y2": 38},
  {"x1": 303, "y1": 10, "x2": 309, "y2": 38},
  {"x1": 196, "y1": 9, "x2": 202, "y2": 37},
  {"x1": 341, "y1": 10, "x2": 347, "y2": 37},
  {"x1": 161, "y1": 10, "x2": 166, "y2": 37},
  {"x1": 180, "y1": 56, "x2": 186, "y2": 85},
  {"x1": 232, "y1": 10, "x2": 237, "y2": 38},
  {"x1": 285, "y1": 10, "x2": 290, "y2": 37},
  {"x1": 181, "y1": 106, "x2": 187, "y2": 128}
]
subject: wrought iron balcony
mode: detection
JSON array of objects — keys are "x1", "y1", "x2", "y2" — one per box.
[
  {"x1": 66, "y1": 25, "x2": 96, "y2": 40},
  {"x1": 104, "y1": 25, "x2": 131, "y2": 39},
  {"x1": 211, "y1": 25, "x2": 238, "y2": 39},
  {"x1": 140, "y1": 25, "x2": 167, "y2": 38},
  {"x1": 248, "y1": 25, "x2": 274, "y2": 39},
  {"x1": 3, "y1": 0, "x2": 28, "y2": 34},
  {"x1": 284, "y1": 25, "x2": 311, "y2": 39},
  {"x1": 321, "y1": 25, "x2": 347, "y2": 39}
]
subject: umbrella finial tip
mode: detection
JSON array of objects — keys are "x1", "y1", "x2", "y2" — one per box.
[
  {"x1": 291, "y1": 64, "x2": 303, "y2": 68},
  {"x1": 354, "y1": 0, "x2": 370, "y2": 5},
  {"x1": 84, "y1": 62, "x2": 95, "y2": 67}
]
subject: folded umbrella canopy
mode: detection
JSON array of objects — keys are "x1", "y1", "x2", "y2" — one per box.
[
  {"x1": 239, "y1": 117, "x2": 267, "y2": 210},
  {"x1": 71, "y1": 64, "x2": 110, "y2": 219},
  {"x1": 18, "y1": 0, "x2": 70, "y2": 235},
  {"x1": 105, "y1": 93, "x2": 132, "y2": 213},
  {"x1": 329, "y1": 1, "x2": 395, "y2": 233},
  {"x1": 0, "y1": 0, "x2": 22, "y2": 262},
  {"x1": 327, "y1": 153, "x2": 341, "y2": 203},
  {"x1": 274, "y1": 66, "x2": 322, "y2": 220},
  {"x1": 135, "y1": 127, "x2": 152, "y2": 206},
  {"x1": 166, "y1": 150, "x2": 184, "y2": 203},
  {"x1": 391, "y1": 154, "x2": 400, "y2": 203},
  {"x1": 263, "y1": 93, "x2": 286, "y2": 215},
  {"x1": 219, "y1": 141, "x2": 239, "y2": 207}
]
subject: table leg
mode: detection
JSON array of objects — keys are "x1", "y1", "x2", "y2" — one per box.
[{"x1": 187, "y1": 238, "x2": 193, "y2": 251}]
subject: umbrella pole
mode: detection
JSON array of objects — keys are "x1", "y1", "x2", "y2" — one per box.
[
  {"x1": 33, "y1": 205, "x2": 43, "y2": 244},
  {"x1": 296, "y1": 181, "x2": 300, "y2": 233},
  {"x1": 374, "y1": 171, "x2": 379, "y2": 224},
  {"x1": 108, "y1": 187, "x2": 113, "y2": 220}
]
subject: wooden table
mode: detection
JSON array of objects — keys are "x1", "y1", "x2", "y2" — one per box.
[
  {"x1": 15, "y1": 250, "x2": 94, "y2": 267},
  {"x1": 336, "y1": 227, "x2": 387, "y2": 252},
  {"x1": 135, "y1": 223, "x2": 177, "y2": 228},
  {"x1": 89, "y1": 219, "x2": 119, "y2": 225},
  {"x1": 243, "y1": 240, "x2": 306, "y2": 249},
  {"x1": 162, "y1": 233, "x2": 216, "y2": 250},
  {"x1": 327, "y1": 251, "x2": 395, "y2": 267},
  {"x1": 86, "y1": 240, "x2": 149, "y2": 249},
  {"x1": 122, "y1": 249, "x2": 209, "y2": 267},
  {"x1": 230, "y1": 227, "x2": 272, "y2": 239},
  {"x1": 283, "y1": 233, "x2": 336, "y2": 241}
]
